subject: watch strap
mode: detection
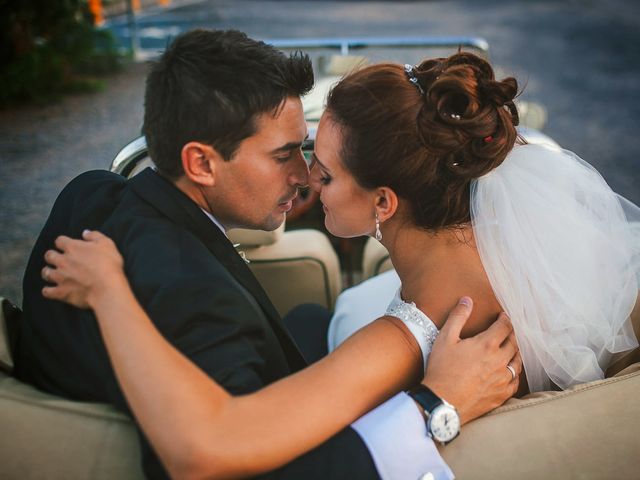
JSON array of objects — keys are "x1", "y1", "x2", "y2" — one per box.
[{"x1": 407, "y1": 384, "x2": 443, "y2": 415}]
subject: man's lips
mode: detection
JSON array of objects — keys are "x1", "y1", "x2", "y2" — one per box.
[
  {"x1": 278, "y1": 192, "x2": 298, "y2": 212},
  {"x1": 279, "y1": 191, "x2": 298, "y2": 205}
]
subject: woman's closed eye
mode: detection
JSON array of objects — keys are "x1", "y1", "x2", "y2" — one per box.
[{"x1": 320, "y1": 173, "x2": 332, "y2": 185}]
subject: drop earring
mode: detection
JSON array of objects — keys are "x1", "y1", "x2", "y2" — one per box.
[{"x1": 375, "y1": 213, "x2": 383, "y2": 242}]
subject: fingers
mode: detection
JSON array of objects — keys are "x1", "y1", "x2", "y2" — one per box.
[
  {"x1": 483, "y1": 312, "x2": 522, "y2": 397},
  {"x1": 43, "y1": 248, "x2": 69, "y2": 284},
  {"x1": 509, "y1": 349, "x2": 523, "y2": 377},
  {"x1": 439, "y1": 296, "x2": 473, "y2": 343},
  {"x1": 504, "y1": 342, "x2": 523, "y2": 396},
  {"x1": 42, "y1": 285, "x2": 64, "y2": 301},
  {"x1": 499, "y1": 329, "x2": 519, "y2": 361},
  {"x1": 44, "y1": 248, "x2": 62, "y2": 267},
  {"x1": 82, "y1": 229, "x2": 106, "y2": 242},
  {"x1": 502, "y1": 329, "x2": 517, "y2": 350},
  {"x1": 494, "y1": 330, "x2": 518, "y2": 368},
  {"x1": 54, "y1": 235, "x2": 75, "y2": 252},
  {"x1": 41, "y1": 265, "x2": 51, "y2": 283},
  {"x1": 41, "y1": 265, "x2": 63, "y2": 285},
  {"x1": 41, "y1": 268, "x2": 70, "y2": 302},
  {"x1": 480, "y1": 311, "x2": 514, "y2": 348},
  {"x1": 54, "y1": 230, "x2": 104, "y2": 253},
  {"x1": 42, "y1": 284, "x2": 88, "y2": 310}
]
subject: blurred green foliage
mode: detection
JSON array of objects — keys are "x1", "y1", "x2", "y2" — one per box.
[{"x1": 0, "y1": 0, "x2": 124, "y2": 106}]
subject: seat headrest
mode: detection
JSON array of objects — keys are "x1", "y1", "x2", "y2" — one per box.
[{"x1": 228, "y1": 222, "x2": 285, "y2": 247}]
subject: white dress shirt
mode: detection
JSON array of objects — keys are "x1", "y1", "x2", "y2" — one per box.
[
  {"x1": 352, "y1": 393, "x2": 454, "y2": 480},
  {"x1": 201, "y1": 208, "x2": 227, "y2": 235}
]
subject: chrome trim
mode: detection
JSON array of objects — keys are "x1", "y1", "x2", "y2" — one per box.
[
  {"x1": 267, "y1": 36, "x2": 489, "y2": 55},
  {"x1": 110, "y1": 136, "x2": 148, "y2": 176}
]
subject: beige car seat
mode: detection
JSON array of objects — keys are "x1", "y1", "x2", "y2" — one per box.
[
  {"x1": 361, "y1": 237, "x2": 392, "y2": 279},
  {"x1": 442, "y1": 297, "x2": 640, "y2": 478},
  {"x1": 228, "y1": 225, "x2": 341, "y2": 317},
  {"x1": 0, "y1": 297, "x2": 144, "y2": 479},
  {"x1": 1, "y1": 296, "x2": 639, "y2": 478}
]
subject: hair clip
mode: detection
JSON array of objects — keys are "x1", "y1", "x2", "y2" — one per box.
[
  {"x1": 450, "y1": 113, "x2": 461, "y2": 120},
  {"x1": 404, "y1": 64, "x2": 425, "y2": 96},
  {"x1": 483, "y1": 135, "x2": 493, "y2": 143}
]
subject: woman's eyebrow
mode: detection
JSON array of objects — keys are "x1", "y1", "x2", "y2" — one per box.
[{"x1": 311, "y1": 152, "x2": 331, "y2": 173}]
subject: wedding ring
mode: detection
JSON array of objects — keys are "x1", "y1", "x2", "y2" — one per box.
[{"x1": 506, "y1": 364, "x2": 517, "y2": 381}]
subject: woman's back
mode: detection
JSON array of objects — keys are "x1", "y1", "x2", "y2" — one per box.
[{"x1": 384, "y1": 224, "x2": 501, "y2": 338}]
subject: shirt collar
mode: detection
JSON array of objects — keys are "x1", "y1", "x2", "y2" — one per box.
[{"x1": 200, "y1": 208, "x2": 227, "y2": 237}]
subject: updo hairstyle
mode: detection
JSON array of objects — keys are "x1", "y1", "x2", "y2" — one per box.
[{"x1": 325, "y1": 51, "x2": 520, "y2": 231}]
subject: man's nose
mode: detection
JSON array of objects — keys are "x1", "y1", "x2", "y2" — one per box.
[{"x1": 290, "y1": 150, "x2": 309, "y2": 187}]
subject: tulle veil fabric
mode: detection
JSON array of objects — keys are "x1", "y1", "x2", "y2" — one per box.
[{"x1": 471, "y1": 143, "x2": 640, "y2": 392}]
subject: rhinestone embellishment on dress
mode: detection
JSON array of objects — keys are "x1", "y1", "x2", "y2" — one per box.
[{"x1": 385, "y1": 291, "x2": 439, "y2": 357}]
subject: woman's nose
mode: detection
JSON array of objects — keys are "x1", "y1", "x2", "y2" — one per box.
[{"x1": 308, "y1": 162, "x2": 322, "y2": 192}]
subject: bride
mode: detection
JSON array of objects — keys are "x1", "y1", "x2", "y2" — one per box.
[
  {"x1": 310, "y1": 52, "x2": 639, "y2": 392},
  {"x1": 42, "y1": 51, "x2": 639, "y2": 474}
]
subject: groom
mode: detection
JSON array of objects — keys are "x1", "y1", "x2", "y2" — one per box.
[{"x1": 15, "y1": 29, "x2": 518, "y2": 479}]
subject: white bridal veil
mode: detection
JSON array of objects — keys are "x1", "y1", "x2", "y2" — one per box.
[{"x1": 471, "y1": 144, "x2": 640, "y2": 392}]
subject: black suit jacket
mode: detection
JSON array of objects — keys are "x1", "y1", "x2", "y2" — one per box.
[{"x1": 16, "y1": 169, "x2": 379, "y2": 479}]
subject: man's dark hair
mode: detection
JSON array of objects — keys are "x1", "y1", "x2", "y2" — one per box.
[{"x1": 143, "y1": 29, "x2": 314, "y2": 178}]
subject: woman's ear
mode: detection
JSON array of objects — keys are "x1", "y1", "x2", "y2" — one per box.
[
  {"x1": 180, "y1": 142, "x2": 222, "y2": 187},
  {"x1": 374, "y1": 187, "x2": 398, "y2": 223}
]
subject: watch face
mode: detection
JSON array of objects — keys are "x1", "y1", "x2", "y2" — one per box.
[{"x1": 429, "y1": 405, "x2": 460, "y2": 443}]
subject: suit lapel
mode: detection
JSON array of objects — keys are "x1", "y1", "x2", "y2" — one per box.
[{"x1": 129, "y1": 169, "x2": 306, "y2": 370}]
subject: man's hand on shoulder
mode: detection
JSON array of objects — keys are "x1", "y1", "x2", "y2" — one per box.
[{"x1": 423, "y1": 297, "x2": 522, "y2": 425}]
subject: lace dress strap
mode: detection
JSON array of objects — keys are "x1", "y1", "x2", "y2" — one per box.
[{"x1": 385, "y1": 288, "x2": 439, "y2": 369}]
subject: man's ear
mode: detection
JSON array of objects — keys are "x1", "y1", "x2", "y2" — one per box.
[
  {"x1": 181, "y1": 142, "x2": 222, "y2": 187},
  {"x1": 374, "y1": 186, "x2": 398, "y2": 223}
]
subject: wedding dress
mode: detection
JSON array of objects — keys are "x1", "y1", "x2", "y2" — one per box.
[
  {"x1": 385, "y1": 288, "x2": 440, "y2": 366},
  {"x1": 329, "y1": 144, "x2": 640, "y2": 393}
]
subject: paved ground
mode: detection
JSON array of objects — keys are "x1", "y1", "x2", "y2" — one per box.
[
  {"x1": 1, "y1": 0, "x2": 639, "y2": 304},
  {"x1": 0, "y1": 64, "x2": 147, "y2": 303}
]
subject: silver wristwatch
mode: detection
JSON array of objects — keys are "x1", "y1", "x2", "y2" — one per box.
[{"x1": 408, "y1": 384, "x2": 460, "y2": 445}]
